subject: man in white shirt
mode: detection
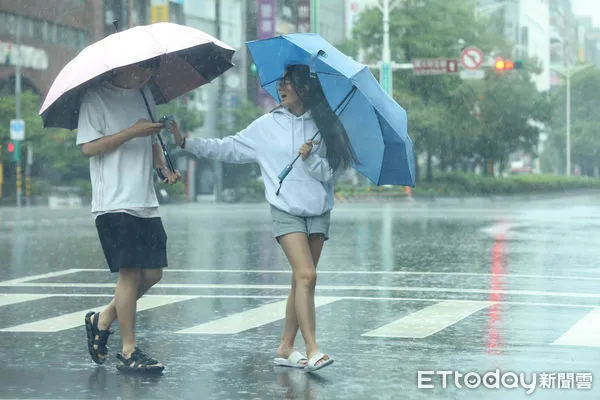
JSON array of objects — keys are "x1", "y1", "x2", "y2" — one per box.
[{"x1": 78, "y1": 57, "x2": 180, "y2": 373}]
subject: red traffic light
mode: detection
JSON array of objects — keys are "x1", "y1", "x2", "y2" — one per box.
[
  {"x1": 7, "y1": 142, "x2": 14, "y2": 153},
  {"x1": 495, "y1": 58, "x2": 519, "y2": 72}
]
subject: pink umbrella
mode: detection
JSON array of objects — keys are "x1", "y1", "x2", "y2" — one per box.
[{"x1": 40, "y1": 22, "x2": 236, "y2": 130}]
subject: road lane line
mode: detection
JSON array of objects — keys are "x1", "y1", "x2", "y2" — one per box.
[
  {"x1": 55, "y1": 268, "x2": 600, "y2": 281},
  {"x1": 6, "y1": 282, "x2": 600, "y2": 300},
  {"x1": 0, "y1": 294, "x2": 53, "y2": 307},
  {"x1": 0, "y1": 269, "x2": 81, "y2": 287},
  {"x1": 1, "y1": 293, "x2": 598, "y2": 308},
  {"x1": 553, "y1": 307, "x2": 600, "y2": 348},
  {"x1": 361, "y1": 300, "x2": 492, "y2": 338},
  {"x1": 0, "y1": 295, "x2": 198, "y2": 333},
  {"x1": 176, "y1": 296, "x2": 339, "y2": 334}
]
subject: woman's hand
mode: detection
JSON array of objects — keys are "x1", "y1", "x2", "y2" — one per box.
[
  {"x1": 168, "y1": 119, "x2": 185, "y2": 148},
  {"x1": 299, "y1": 140, "x2": 313, "y2": 160}
]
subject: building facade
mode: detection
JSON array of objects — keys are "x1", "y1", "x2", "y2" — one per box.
[
  {"x1": 0, "y1": 0, "x2": 104, "y2": 97},
  {"x1": 549, "y1": 0, "x2": 578, "y2": 85},
  {"x1": 478, "y1": 0, "x2": 551, "y2": 92},
  {"x1": 575, "y1": 16, "x2": 600, "y2": 68}
]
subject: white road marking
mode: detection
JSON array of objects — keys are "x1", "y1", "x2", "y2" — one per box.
[
  {"x1": 176, "y1": 296, "x2": 339, "y2": 334},
  {"x1": 0, "y1": 293, "x2": 53, "y2": 307},
  {"x1": 362, "y1": 300, "x2": 492, "y2": 338},
  {"x1": 553, "y1": 307, "x2": 600, "y2": 348},
  {"x1": 0, "y1": 269, "x2": 80, "y2": 286},
  {"x1": 0, "y1": 295, "x2": 198, "y2": 333},
  {"x1": 5, "y1": 282, "x2": 600, "y2": 300},
  {"x1": 0, "y1": 293, "x2": 597, "y2": 309},
  {"x1": 44, "y1": 268, "x2": 600, "y2": 282}
]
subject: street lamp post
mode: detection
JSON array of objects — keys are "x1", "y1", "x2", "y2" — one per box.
[
  {"x1": 15, "y1": 19, "x2": 22, "y2": 210},
  {"x1": 566, "y1": 65, "x2": 571, "y2": 176},
  {"x1": 552, "y1": 63, "x2": 594, "y2": 176},
  {"x1": 376, "y1": 0, "x2": 395, "y2": 95}
]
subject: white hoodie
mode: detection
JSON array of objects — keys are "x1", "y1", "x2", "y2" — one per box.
[{"x1": 183, "y1": 107, "x2": 342, "y2": 217}]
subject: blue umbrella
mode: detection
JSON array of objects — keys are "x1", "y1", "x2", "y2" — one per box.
[{"x1": 246, "y1": 33, "x2": 415, "y2": 188}]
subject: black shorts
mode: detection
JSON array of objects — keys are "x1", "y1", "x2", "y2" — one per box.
[{"x1": 95, "y1": 212, "x2": 168, "y2": 273}]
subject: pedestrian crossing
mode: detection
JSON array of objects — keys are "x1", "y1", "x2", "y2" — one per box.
[
  {"x1": 553, "y1": 306, "x2": 600, "y2": 348},
  {"x1": 176, "y1": 297, "x2": 340, "y2": 334},
  {"x1": 0, "y1": 295, "x2": 198, "y2": 333},
  {"x1": 0, "y1": 292, "x2": 599, "y2": 349},
  {"x1": 361, "y1": 300, "x2": 491, "y2": 339}
]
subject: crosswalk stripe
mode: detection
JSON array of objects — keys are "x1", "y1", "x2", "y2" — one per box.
[
  {"x1": 361, "y1": 300, "x2": 492, "y2": 338},
  {"x1": 0, "y1": 295, "x2": 198, "y2": 333},
  {"x1": 0, "y1": 294, "x2": 53, "y2": 307},
  {"x1": 553, "y1": 307, "x2": 600, "y2": 348},
  {"x1": 176, "y1": 296, "x2": 340, "y2": 334},
  {"x1": 0, "y1": 269, "x2": 80, "y2": 287}
]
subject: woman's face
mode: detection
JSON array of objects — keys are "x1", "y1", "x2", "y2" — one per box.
[{"x1": 277, "y1": 73, "x2": 305, "y2": 114}]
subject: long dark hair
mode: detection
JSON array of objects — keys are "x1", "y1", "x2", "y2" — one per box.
[{"x1": 285, "y1": 64, "x2": 357, "y2": 172}]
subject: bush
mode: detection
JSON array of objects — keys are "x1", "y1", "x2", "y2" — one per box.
[{"x1": 333, "y1": 173, "x2": 600, "y2": 199}]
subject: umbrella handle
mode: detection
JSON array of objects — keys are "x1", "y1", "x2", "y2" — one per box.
[{"x1": 275, "y1": 131, "x2": 320, "y2": 196}]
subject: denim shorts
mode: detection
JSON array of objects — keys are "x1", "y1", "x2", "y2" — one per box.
[{"x1": 270, "y1": 205, "x2": 331, "y2": 241}]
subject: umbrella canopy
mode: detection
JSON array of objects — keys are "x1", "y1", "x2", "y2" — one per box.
[
  {"x1": 40, "y1": 22, "x2": 236, "y2": 130},
  {"x1": 246, "y1": 33, "x2": 415, "y2": 187}
]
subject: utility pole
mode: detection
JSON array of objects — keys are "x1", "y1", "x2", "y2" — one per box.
[
  {"x1": 15, "y1": 20, "x2": 22, "y2": 210},
  {"x1": 377, "y1": 0, "x2": 393, "y2": 95},
  {"x1": 128, "y1": 0, "x2": 134, "y2": 27},
  {"x1": 214, "y1": 0, "x2": 224, "y2": 202},
  {"x1": 566, "y1": 63, "x2": 571, "y2": 176},
  {"x1": 311, "y1": 0, "x2": 318, "y2": 33}
]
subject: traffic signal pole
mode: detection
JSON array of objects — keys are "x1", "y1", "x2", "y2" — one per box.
[{"x1": 15, "y1": 19, "x2": 22, "y2": 210}]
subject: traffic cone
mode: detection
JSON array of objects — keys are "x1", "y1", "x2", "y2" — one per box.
[{"x1": 405, "y1": 186, "x2": 412, "y2": 198}]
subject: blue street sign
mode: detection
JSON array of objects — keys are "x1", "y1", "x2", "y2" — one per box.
[
  {"x1": 380, "y1": 62, "x2": 393, "y2": 95},
  {"x1": 10, "y1": 119, "x2": 25, "y2": 141}
]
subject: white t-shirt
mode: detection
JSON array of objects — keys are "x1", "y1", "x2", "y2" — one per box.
[{"x1": 76, "y1": 80, "x2": 160, "y2": 218}]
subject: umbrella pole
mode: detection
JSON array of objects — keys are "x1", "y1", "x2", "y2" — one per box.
[
  {"x1": 275, "y1": 130, "x2": 320, "y2": 196},
  {"x1": 139, "y1": 89, "x2": 176, "y2": 174}
]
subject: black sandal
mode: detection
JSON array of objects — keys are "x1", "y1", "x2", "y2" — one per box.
[
  {"x1": 116, "y1": 347, "x2": 165, "y2": 374},
  {"x1": 85, "y1": 311, "x2": 112, "y2": 364}
]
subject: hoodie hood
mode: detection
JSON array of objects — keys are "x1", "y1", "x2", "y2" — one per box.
[{"x1": 271, "y1": 107, "x2": 319, "y2": 156}]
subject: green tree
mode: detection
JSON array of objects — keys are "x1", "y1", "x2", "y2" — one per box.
[
  {"x1": 474, "y1": 64, "x2": 552, "y2": 175},
  {"x1": 349, "y1": 0, "x2": 549, "y2": 179},
  {"x1": 547, "y1": 67, "x2": 600, "y2": 176}
]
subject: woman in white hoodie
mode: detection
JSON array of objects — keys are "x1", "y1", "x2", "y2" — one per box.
[{"x1": 169, "y1": 64, "x2": 356, "y2": 372}]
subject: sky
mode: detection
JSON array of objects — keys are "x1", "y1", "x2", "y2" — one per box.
[{"x1": 572, "y1": 0, "x2": 600, "y2": 27}]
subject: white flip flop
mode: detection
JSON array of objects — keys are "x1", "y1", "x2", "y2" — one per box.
[
  {"x1": 304, "y1": 352, "x2": 334, "y2": 372},
  {"x1": 273, "y1": 351, "x2": 308, "y2": 368}
]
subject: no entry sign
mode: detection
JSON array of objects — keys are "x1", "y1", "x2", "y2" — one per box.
[{"x1": 460, "y1": 47, "x2": 483, "y2": 71}]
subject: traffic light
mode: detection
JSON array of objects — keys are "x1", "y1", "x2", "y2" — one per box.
[
  {"x1": 6, "y1": 141, "x2": 20, "y2": 161},
  {"x1": 250, "y1": 63, "x2": 257, "y2": 75},
  {"x1": 494, "y1": 58, "x2": 524, "y2": 73}
]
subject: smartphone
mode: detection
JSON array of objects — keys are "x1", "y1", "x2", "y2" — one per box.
[{"x1": 159, "y1": 115, "x2": 175, "y2": 123}]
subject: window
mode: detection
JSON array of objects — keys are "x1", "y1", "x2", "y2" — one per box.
[{"x1": 0, "y1": 12, "x2": 88, "y2": 50}]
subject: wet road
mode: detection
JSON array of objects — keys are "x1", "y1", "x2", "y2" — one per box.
[{"x1": 0, "y1": 194, "x2": 599, "y2": 399}]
